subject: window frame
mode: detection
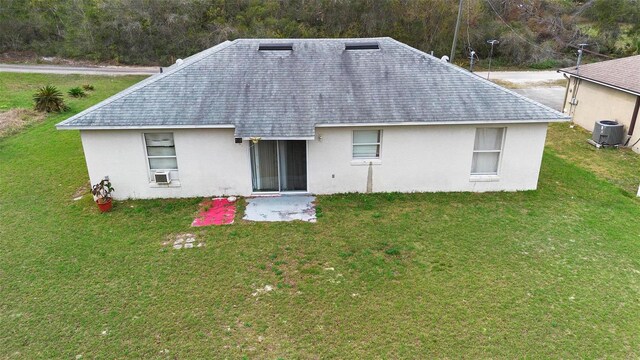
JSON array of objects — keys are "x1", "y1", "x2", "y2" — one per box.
[
  {"x1": 470, "y1": 127, "x2": 506, "y2": 177},
  {"x1": 352, "y1": 129, "x2": 382, "y2": 160},
  {"x1": 143, "y1": 132, "x2": 179, "y2": 183}
]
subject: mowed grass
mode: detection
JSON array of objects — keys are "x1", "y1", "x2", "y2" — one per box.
[
  {"x1": 546, "y1": 122, "x2": 640, "y2": 196},
  {"x1": 1, "y1": 73, "x2": 640, "y2": 358}
]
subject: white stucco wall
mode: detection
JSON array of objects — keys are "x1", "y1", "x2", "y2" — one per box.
[
  {"x1": 80, "y1": 129, "x2": 252, "y2": 199},
  {"x1": 309, "y1": 123, "x2": 548, "y2": 194},
  {"x1": 80, "y1": 123, "x2": 549, "y2": 199}
]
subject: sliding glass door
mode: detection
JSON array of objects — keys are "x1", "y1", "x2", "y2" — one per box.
[
  {"x1": 250, "y1": 140, "x2": 307, "y2": 192},
  {"x1": 250, "y1": 140, "x2": 279, "y2": 191}
]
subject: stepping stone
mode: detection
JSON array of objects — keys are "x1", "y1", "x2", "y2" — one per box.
[
  {"x1": 173, "y1": 244, "x2": 183, "y2": 250},
  {"x1": 184, "y1": 243, "x2": 194, "y2": 249}
]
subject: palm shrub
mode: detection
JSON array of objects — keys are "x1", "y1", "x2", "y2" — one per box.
[
  {"x1": 68, "y1": 87, "x2": 87, "y2": 98},
  {"x1": 33, "y1": 85, "x2": 68, "y2": 112}
]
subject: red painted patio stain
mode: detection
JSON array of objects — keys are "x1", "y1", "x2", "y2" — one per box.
[{"x1": 191, "y1": 198, "x2": 236, "y2": 226}]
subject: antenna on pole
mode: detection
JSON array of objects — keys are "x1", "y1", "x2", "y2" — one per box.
[
  {"x1": 450, "y1": 0, "x2": 464, "y2": 62},
  {"x1": 576, "y1": 43, "x2": 588, "y2": 72},
  {"x1": 486, "y1": 39, "x2": 499, "y2": 80},
  {"x1": 469, "y1": 49, "x2": 476, "y2": 72}
]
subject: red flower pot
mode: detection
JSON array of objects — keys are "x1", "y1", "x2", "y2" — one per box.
[{"x1": 96, "y1": 198, "x2": 113, "y2": 213}]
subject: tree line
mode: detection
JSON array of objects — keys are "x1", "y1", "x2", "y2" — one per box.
[{"x1": 0, "y1": 0, "x2": 639, "y2": 67}]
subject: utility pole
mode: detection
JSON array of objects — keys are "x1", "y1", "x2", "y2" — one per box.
[
  {"x1": 450, "y1": 0, "x2": 464, "y2": 62},
  {"x1": 568, "y1": 43, "x2": 588, "y2": 117},
  {"x1": 486, "y1": 39, "x2": 499, "y2": 80}
]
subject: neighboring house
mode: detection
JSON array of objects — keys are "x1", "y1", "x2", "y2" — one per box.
[
  {"x1": 559, "y1": 54, "x2": 640, "y2": 153},
  {"x1": 56, "y1": 38, "x2": 568, "y2": 199}
]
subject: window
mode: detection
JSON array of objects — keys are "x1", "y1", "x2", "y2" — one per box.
[
  {"x1": 145, "y1": 133, "x2": 178, "y2": 171},
  {"x1": 471, "y1": 128, "x2": 504, "y2": 175},
  {"x1": 353, "y1": 130, "x2": 381, "y2": 159}
]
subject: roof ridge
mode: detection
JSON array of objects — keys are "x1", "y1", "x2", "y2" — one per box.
[
  {"x1": 387, "y1": 38, "x2": 568, "y2": 119},
  {"x1": 56, "y1": 40, "x2": 236, "y2": 128},
  {"x1": 234, "y1": 37, "x2": 390, "y2": 41}
]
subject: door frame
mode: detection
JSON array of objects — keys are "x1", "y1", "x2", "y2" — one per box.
[{"x1": 249, "y1": 140, "x2": 309, "y2": 194}]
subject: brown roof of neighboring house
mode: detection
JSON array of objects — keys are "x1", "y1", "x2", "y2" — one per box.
[{"x1": 559, "y1": 54, "x2": 640, "y2": 96}]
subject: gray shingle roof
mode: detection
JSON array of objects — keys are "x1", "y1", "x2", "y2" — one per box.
[{"x1": 57, "y1": 37, "x2": 568, "y2": 138}]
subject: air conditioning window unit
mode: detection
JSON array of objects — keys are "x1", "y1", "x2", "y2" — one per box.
[{"x1": 154, "y1": 171, "x2": 171, "y2": 184}]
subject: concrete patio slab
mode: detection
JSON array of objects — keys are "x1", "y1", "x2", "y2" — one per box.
[{"x1": 243, "y1": 195, "x2": 316, "y2": 222}]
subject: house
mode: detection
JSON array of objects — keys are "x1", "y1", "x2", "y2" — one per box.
[
  {"x1": 56, "y1": 38, "x2": 568, "y2": 199},
  {"x1": 559, "y1": 54, "x2": 640, "y2": 153}
]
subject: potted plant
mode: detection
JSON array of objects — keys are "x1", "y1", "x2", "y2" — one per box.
[{"x1": 91, "y1": 179, "x2": 115, "y2": 212}]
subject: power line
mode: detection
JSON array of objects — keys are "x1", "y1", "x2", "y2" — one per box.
[
  {"x1": 483, "y1": 0, "x2": 562, "y2": 56},
  {"x1": 483, "y1": 0, "x2": 618, "y2": 61},
  {"x1": 567, "y1": 44, "x2": 613, "y2": 59}
]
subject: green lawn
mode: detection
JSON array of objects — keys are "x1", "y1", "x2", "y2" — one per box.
[
  {"x1": 1, "y1": 73, "x2": 639, "y2": 358},
  {"x1": 546, "y1": 122, "x2": 640, "y2": 196}
]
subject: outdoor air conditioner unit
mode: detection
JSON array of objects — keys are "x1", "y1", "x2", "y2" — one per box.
[
  {"x1": 154, "y1": 171, "x2": 171, "y2": 184},
  {"x1": 591, "y1": 120, "x2": 625, "y2": 146}
]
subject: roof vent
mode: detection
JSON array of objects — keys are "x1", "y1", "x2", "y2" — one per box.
[
  {"x1": 258, "y1": 43, "x2": 293, "y2": 51},
  {"x1": 345, "y1": 42, "x2": 379, "y2": 50}
]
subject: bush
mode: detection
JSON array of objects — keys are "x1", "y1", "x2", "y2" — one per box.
[
  {"x1": 33, "y1": 85, "x2": 68, "y2": 113},
  {"x1": 82, "y1": 84, "x2": 95, "y2": 91},
  {"x1": 529, "y1": 59, "x2": 560, "y2": 69},
  {"x1": 68, "y1": 87, "x2": 87, "y2": 98}
]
